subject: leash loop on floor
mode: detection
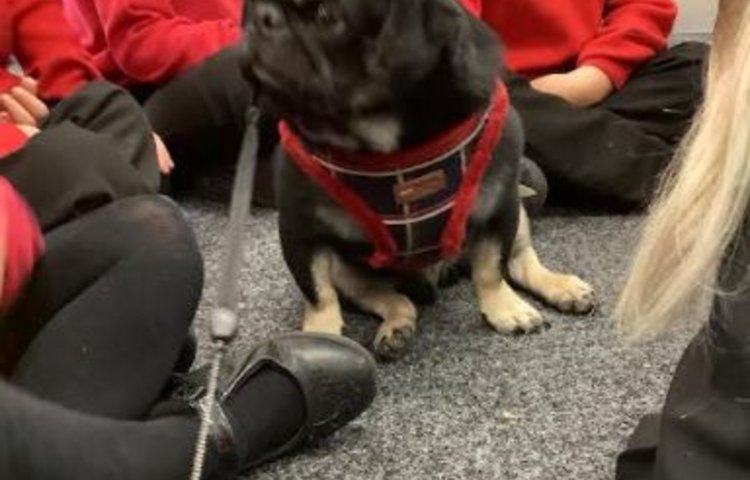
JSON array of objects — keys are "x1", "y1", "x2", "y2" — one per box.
[{"x1": 189, "y1": 102, "x2": 262, "y2": 480}]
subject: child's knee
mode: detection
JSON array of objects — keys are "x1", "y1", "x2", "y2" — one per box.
[{"x1": 109, "y1": 196, "x2": 204, "y2": 292}]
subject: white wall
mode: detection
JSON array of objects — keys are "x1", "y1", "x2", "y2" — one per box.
[{"x1": 674, "y1": 0, "x2": 717, "y2": 35}]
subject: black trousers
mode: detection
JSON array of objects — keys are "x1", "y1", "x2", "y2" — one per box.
[
  {"x1": 0, "y1": 81, "x2": 160, "y2": 231},
  {"x1": 143, "y1": 46, "x2": 279, "y2": 200},
  {"x1": 0, "y1": 196, "x2": 207, "y2": 480},
  {"x1": 509, "y1": 42, "x2": 708, "y2": 210}
]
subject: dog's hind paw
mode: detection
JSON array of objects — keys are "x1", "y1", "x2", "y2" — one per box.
[{"x1": 373, "y1": 319, "x2": 416, "y2": 361}]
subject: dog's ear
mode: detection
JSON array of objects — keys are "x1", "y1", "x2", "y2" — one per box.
[
  {"x1": 372, "y1": 0, "x2": 500, "y2": 96},
  {"x1": 370, "y1": 0, "x2": 442, "y2": 85},
  {"x1": 430, "y1": 0, "x2": 501, "y2": 91}
]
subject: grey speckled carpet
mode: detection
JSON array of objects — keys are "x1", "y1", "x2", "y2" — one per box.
[{"x1": 181, "y1": 194, "x2": 694, "y2": 480}]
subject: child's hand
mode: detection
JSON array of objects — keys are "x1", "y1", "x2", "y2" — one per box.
[
  {"x1": 153, "y1": 133, "x2": 175, "y2": 175},
  {"x1": 0, "y1": 77, "x2": 50, "y2": 127},
  {"x1": 16, "y1": 124, "x2": 40, "y2": 138},
  {"x1": 530, "y1": 66, "x2": 614, "y2": 108}
]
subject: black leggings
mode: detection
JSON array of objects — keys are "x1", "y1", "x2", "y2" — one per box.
[
  {"x1": 0, "y1": 381, "x2": 198, "y2": 479},
  {"x1": 0, "y1": 196, "x2": 204, "y2": 479},
  {"x1": 0, "y1": 197, "x2": 306, "y2": 479},
  {"x1": 4, "y1": 196, "x2": 202, "y2": 417}
]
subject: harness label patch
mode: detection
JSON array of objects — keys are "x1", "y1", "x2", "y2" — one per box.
[{"x1": 393, "y1": 170, "x2": 447, "y2": 205}]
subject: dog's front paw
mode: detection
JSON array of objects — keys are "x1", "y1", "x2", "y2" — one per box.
[
  {"x1": 303, "y1": 303, "x2": 345, "y2": 336},
  {"x1": 481, "y1": 296, "x2": 545, "y2": 334},
  {"x1": 373, "y1": 317, "x2": 416, "y2": 361},
  {"x1": 540, "y1": 275, "x2": 595, "y2": 314}
]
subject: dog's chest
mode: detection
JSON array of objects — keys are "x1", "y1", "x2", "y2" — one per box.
[
  {"x1": 315, "y1": 139, "x2": 478, "y2": 265},
  {"x1": 282, "y1": 81, "x2": 510, "y2": 271}
]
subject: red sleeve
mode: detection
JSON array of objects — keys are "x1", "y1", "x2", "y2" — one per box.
[
  {"x1": 0, "y1": 122, "x2": 28, "y2": 158},
  {"x1": 577, "y1": 0, "x2": 677, "y2": 88},
  {"x1": 90, "y1": 0, "x2": 242, "y2": 84},
  {"x1": 0, "y1": 70, "x2": 22, "y2": 96},
  {"x1": 0, "y1": 176, "x2": 43, "y2": 315},
  {"x1": 459, "y1": 0, "x2": 481, "y2": 17},
  {"x1": 12, "y1": 0, "x2": 101, "y2": 100}
]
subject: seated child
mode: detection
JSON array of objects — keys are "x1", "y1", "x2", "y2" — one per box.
[
  {"x1": 61, "y1": 0, "x2": 277, "y2": 201},
  {"x1": 464, "y1": 0, "x2": 707, "y2": 209},
  {"x1": 1, "y1": 0, "x2": 167, "y2": 230},
  {"x1": 616, "y1": 1, "x2": 750, "y2": 477},
  {"x1": 0, "y1": 178, "x2": 375, "y2": 480}
]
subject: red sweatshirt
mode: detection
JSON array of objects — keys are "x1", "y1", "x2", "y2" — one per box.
[
  {"x1": 62, "y1": 0, "x2": 243, "y2": 86},
  {"x1": 0, "y1": 123, "x2": 28, "y2": 158},
  {"x1": 462, "y1": 0, "x2": 677, "y2": 88},
  {"x1": 0, "y1": 177, "x2": 43, "y2": 315},
  {"x1": 1, "y1": 0, "x2": 100, "y2": 157},
  {"x1": 0, "y1": 0, "x2": 100, "y2": 99}
]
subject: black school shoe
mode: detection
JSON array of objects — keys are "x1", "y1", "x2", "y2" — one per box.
[
  {"x1": 520, "y1": 156, "x2": 548, "y2": 217},
  {"x1": 186, "y1": 333, "x2": 376, "y2": 478}
]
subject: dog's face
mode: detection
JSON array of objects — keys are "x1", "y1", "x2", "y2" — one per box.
[{"x1": 241, "y1": 0, "x2": 500, "y2": 151}]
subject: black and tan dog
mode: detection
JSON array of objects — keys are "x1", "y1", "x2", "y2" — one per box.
[{"x1": 241, "y1": 0, "x2": 595, "y2": 359}]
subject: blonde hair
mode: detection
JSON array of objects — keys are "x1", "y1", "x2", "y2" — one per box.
[{"x1": 616, "y1": 0, "x2": 750, "y2": 339}]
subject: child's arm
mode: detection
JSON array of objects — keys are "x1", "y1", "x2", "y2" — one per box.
[
  {"x1": 0, "y1": 95, "x2": 40, "y2": 158},
  {"x1": 0, "y1": 122, "x2": 32, "y2": 158},
  {"x1": 577, "y1": 0, "x2": 678, "y2": 89},
  {"x1": 12, "y1": 0, "x2": 101, "y2": 101},
  {"x1": 530, "y1": 66, "x2": 615, "y2": 108},
  {"x1": 530, "y1": 0, "x2": 676, "y2": 107},
  {"x1": 89, "y1": 0, "x2": 242, "y2": 84}
]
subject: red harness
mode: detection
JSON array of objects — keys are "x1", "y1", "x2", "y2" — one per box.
[{"x1": 279, "y1": 81, "x2": 510, "y2": 271}]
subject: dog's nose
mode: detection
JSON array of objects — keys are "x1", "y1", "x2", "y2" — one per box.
[{"x1": 251, "y1": 1, "x2": 287, "y2": 35}]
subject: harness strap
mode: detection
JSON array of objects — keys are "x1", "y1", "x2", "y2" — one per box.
[{"x1": 440, "y1": 83, "x2": 509, "y2": 257}]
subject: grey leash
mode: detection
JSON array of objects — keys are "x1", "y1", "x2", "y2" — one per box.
[{"x1": 189, "y1": 104, "x2": 262, "y2": 480}]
